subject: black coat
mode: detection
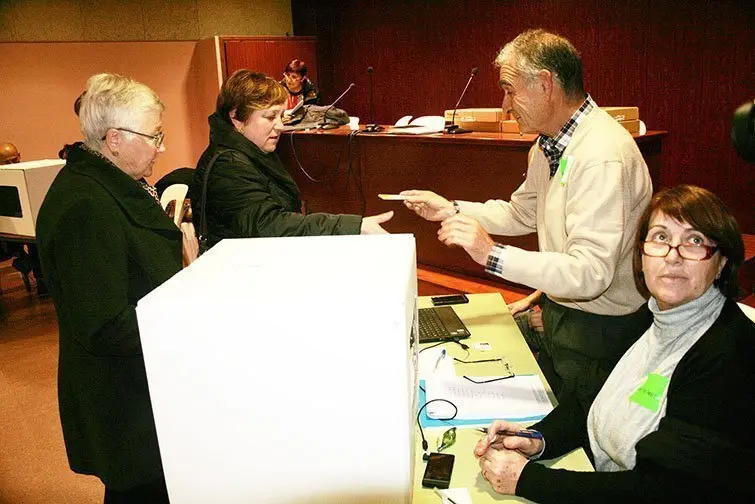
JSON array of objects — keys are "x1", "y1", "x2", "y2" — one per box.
[
  {"x1": 193, "y1": 113, "x2": 361, "y2": 248},
  {"x1": 36, "y1": 145, "x2": 182, "y2": 490}
]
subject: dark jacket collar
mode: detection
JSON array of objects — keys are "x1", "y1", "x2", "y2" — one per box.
[
  {"x1": 64, "y1": 144, "x2": 179, "y2": 235},
  {"x1": 207, "y1": 112, "x2": 299, "y2": 198}
]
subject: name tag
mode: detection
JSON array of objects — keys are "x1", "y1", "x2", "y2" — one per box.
[{"x1": 629, "y1": 373, "x2": 669, "y2": 412}]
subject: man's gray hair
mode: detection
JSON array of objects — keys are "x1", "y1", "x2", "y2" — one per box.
[
  {"x1": 495, "y1": 29, "x2": 585, "y2": 100},
  {"x1": 79, "y1": 73, "x2": 164, "y2": 150}
]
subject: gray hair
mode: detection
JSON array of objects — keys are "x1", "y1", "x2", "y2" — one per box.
[
  {"x1": 495, "y1": 29, "x2": 584, "y2": 100},
  {"x1": 79, "y1": 73, "x2": 164, "y2": 150}
]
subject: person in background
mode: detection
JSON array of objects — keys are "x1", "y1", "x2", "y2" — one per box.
[
  {"x1": 58, "y1": 92, "x2": 86, "y2": 159},
  {"x1": 36, "y1": 73, "x2": 181, "y2": 504},
  {"x1": 0, "y1": 142, "x2": 21, "y2": 164},
  {"x1": 280, "y1": 58, "x2": 320, "y2": 110},
  {"x1": 475, "y1": 185, "x2": 755, "y2": 503},
  {"x1": 194, "y1": 69, "x2": 392, "y2": 249},
  {"x1": 402, "y1": 29, "x2": 653, "y2": 408},
  {"x1": 0, "y1": 143, "x2": 47, "y2": 295}
]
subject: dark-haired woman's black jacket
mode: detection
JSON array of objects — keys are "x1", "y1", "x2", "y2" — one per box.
[{"x1": 194, "y1": 112, "x2": 361, "y2": 248}]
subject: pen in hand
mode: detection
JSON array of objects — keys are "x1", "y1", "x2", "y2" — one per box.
[{"x1": 477, "y1": 427, "x2": 544, "y2": 440}]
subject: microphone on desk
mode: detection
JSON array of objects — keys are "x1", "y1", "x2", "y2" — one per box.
[
  {"x1": 445, "y1": 67, "x2": 478, "y2": 134},
  {"x1": 318, "y1": 83, "x2": 356, "y2": 130},
  {"x1": 363, "y1": 66, "x2": 384, "y2": 133}
]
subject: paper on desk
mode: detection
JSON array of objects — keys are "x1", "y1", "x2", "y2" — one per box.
[
  {"x1": 418, "y1": 347, "x2": 456, "y2": 380},
  {"x1": 425, "y1": 375, "x2": 553, "y2": 420},
  {"x1": 435, "y1": 488, "x2": 472, "y2": 504}
]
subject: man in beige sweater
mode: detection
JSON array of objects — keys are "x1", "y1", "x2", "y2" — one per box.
[{"x1": 402, "y1": 29, "x2": 653, "y2": 408}]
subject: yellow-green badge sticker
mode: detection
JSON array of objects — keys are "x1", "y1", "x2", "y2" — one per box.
[
  {"x1": 629, "y1": 373, "x2": 669, "y2": 412},
  {"x1": 559, "y1": 156, "x2": 573, "y2": 186}
]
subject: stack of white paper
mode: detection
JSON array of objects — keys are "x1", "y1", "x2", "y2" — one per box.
[{"x1": 425, "y1": 375, "x2": 553, "y2": 420}]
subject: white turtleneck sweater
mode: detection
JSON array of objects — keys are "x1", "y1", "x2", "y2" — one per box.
[{"x1": 586, "y1": 285, "x2": 726, "y2": 471}]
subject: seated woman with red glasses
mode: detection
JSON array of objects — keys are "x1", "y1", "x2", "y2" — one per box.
[
  {"x1": 280, "y1": 58, "x2": 320, "y2": 110},
  {"x1": 475, "y1": 184, "x2": 755, "y2": 503}
]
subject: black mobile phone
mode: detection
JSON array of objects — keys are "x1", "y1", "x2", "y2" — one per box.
[
  {"x1": 431, "y1": 294, "x2": 469, "y2": 306},
  {"x1": 421, "y1": 452, "x2": 455, "y2": 489}
]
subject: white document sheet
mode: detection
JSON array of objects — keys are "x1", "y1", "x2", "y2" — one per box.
[
  {"x1": 425, "y1": 375, "x2": 553, "y2": 420},
  {"x1": 418, "y1": 347, "x2": 457, "y2": 380}
]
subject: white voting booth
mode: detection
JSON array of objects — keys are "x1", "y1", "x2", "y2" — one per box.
[
  {"x1": 136, "y1": 234, "x2": 420, "y2": 503},
  {"x1": 0, "y1": 159, "x2": 65, "y2": 236}
]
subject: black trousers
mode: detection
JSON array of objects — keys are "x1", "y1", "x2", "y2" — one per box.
[
  {"x1": 537, "y1": 295, "x2": 652, "y2": 409},
  {"x1": 104, "y1": 478, "x2": 169, "y2": 504}
]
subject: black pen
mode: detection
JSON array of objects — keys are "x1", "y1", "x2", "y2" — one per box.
[{"x1": 477, "y1": 427, "x2": 544, "y2": 440}]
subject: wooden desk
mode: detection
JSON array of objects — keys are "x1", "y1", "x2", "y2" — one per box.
[
  {"x1": 412, "y1": 293, "x2": 593, "y2": 503},
  {"x1": 279, "y1": 127, "x2": 666, "y2": 290}
]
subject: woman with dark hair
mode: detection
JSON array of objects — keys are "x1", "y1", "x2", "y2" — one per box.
[
  {"x1": 474, "y1": 184, "x2": 755, "y2": 502},
  {"x1": 280, "y1": 58, "x2": 320, "y2": 110},
  {"x1": 194, "y1": 69, "x2": 391, "y2": 248}
]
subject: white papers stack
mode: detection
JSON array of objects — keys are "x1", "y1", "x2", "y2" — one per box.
[{"x1": 424, "y1": 375, "x2": 553, "y2": 420}]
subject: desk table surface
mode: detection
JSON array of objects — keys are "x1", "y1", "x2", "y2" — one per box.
[{"x1": 412, "y1": 293, "x2": 593, "y2": 503}]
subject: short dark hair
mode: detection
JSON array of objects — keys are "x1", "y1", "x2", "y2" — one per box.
[
  {"x1": 495, "y1": 29, "x2": 584, "y2": 100},
  {"x1": 284, "y1": 59, "x2": 308, "y2": 77},
  {"x1": 216, "y1": 69, "x2": 288, "y2": 124},
  {"x1": 633, "y1": 185, "x2": 745, "y2": 299}
]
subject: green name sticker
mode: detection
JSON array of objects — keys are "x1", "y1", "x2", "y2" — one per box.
[
  {"x1": 629, "y1": 373, "x2": 669, "y2": 412},
  {"x1": 559, "y1": 156, "x2": 573, "y2": 186}
]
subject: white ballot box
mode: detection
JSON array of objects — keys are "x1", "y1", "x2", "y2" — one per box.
[
  {"x1": 137, "y1": 234, "x2": 419, "y2": 504},
  {"x1": 0, "y1": 159, "x2": 65, "y2": 237}
]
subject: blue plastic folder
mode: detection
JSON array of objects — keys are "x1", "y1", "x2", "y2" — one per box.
[{"x1": 418, "y1": 379, "x2": 548, "y2": 428}]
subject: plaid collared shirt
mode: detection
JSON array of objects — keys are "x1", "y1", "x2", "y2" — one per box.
[{"x1": 538, "y1": 94, "x2": 596, "y2": 177}]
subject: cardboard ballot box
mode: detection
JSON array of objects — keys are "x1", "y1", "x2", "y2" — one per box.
[
  {"x1": 0, "y1": 159, "x2": 65, "y2": 237},
  {"x1": 500, "y1": 107, "x2": 643, "y2": 135},
  {"x1": 444, "y1": 108, "x2": 506, "y2": 132},
  {"x1": 136, "y1": 234, "x2": 419, "y2": 504}
]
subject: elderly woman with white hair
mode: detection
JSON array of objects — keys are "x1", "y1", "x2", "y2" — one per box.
[{"x1": 36, "y1": 73, "x2": 180, "y2": 503}]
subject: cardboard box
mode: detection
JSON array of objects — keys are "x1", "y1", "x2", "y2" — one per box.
[
  {"x1": 502, "y1": 120, "x2": 520, "y2": 134},
  {"x1": 0, "y1": 159, "x2": 65, "y2": 237},
  {"x1": 444, "y1": 108, "x2": 505, "y2": 132},
  {"x1": 602, "y1": 106, "x2": 639, "y2": 122},
  {"x1": 618, "y1": 119, "x2": 641, "y2": 134}
]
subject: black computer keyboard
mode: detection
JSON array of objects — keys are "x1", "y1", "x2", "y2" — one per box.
[{"x1": 418, "y1": 306, "x2": 471, "y2": 343}]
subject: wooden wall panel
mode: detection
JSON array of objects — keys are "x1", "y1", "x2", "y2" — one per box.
[
  {"x1": 293, "y1": 0, "x2": 755, "y2": 233},
  {"x1": 222, "y1": 37, "x2": 318, "y2": 85}
]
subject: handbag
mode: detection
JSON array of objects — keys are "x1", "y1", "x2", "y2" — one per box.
[{"x1": 197, "y1": 151, "x2": 222, "y2": 255}]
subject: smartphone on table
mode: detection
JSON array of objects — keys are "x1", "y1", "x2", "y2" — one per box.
[
  {"x1": 421, "y1": 452, "x2": 455, "y2": 489},
  {"x1": 431, "y1": 294, "x2": 469, "y2": 306}
]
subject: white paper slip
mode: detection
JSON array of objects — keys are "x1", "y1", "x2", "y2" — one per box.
[
  {"x1": 418, "y1": 347, "x2": 456, "y2": 380},
  {"x1": 425, "y1": 375, "x2": 553, "y2": 420},
  {"x1": 434, "y1": 488, "x2": 472, "y2": 504},
  {"x1": 378, "y1": 194, "x2": 408, "y2": 201}
]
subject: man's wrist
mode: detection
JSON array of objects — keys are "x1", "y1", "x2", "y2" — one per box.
[{"x1": 485, "y1": 243, "x2": 507, "y2": 275}]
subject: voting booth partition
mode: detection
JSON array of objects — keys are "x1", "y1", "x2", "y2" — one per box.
[
  {"x1": 136, "y1": 234, "x2": 420, "y2": 504},
  {"x1": 0, "y1": 159, "x2": 65, "y2": 237}
]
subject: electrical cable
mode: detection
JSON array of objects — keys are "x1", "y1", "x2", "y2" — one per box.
[
  {"x1": 288, "y1": 129, "x2": 346, "y2": 183},
  {"x1": 416, "y1": 398, "x2": 458, "y2": 461}
]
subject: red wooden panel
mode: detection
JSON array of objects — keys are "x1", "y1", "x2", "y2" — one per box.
[
  {"x1": 222, "y1": 37, "x2": 319, "y2": 88},
  {"x1": 293, "y1": 0, "x2": 755, "y2": 233}
]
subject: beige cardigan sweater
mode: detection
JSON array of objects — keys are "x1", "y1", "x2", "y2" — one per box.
[{"x1": 458, "y1": 106, "x2": 652, "y2": 316}]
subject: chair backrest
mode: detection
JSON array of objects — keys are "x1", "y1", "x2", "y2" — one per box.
[
  {"x1": 737, "y1": 302, "x2": 755, "y2": 323},
  {"x1": 160, "y1": 183, "x2": 189, "y2": 226}
]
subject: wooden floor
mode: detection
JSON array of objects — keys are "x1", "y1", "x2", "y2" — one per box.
[{"x1": 0, "y1": 262, "x2": 102, "y2": 504}]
